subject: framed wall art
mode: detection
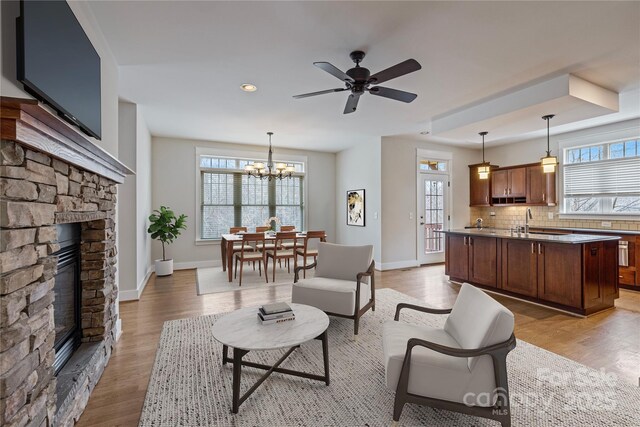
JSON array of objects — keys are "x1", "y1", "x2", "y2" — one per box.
[{"x1": 346, "y1": 189, "x2": 365, "y2": 226}]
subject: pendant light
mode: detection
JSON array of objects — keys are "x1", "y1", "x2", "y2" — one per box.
[
  {"x1": 541, "y1": 114, "x2": 557, "y2": 173},
  {"x1": 477, "y1": 131, "x2": 491, "y2": 180}
]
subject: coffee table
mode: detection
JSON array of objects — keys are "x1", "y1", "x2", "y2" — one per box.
[{"x1": 212, "y1": 303, "x2": 330, "y2": 413}]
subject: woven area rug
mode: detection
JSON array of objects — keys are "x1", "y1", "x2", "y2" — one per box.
[
  {"x1": 140, "y1": 288, "x2": 640, "y2": 426},
  {"x1": 196, "y1": 266, "x2": 314, "y2": 295}
]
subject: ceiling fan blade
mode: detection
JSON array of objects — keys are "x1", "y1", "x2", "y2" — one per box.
[
  {"x1": 293, "y1": 88, "x2": 347, "y2": 99},
  {"x1": 368, "y1": 86, "x2": 417, "y2": 103},
  {"x1": 343, "y1": 93, "x2": 361, "y2": 114},
  {"x1": 368, "y1": 59, "x2": 421, "y2": 85},
  {"x1": 314, "y1": 62, "x2": 354, "y2": 82}
]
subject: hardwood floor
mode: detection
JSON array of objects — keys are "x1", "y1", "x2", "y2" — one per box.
[{"x1": 77, "y1": 265, "x2": 640, "y2": 426}]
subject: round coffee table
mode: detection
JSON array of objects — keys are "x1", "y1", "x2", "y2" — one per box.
[{"x1": 212, "y1": 303, "x2": 330, "y2": 413}]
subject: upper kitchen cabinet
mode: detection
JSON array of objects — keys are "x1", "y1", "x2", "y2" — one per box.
[
  {"x1": 469, "y1": 164, "x2": 498, "y2": 207},
  {"x1": 527, "y1": 165, "x2": 557, "y2": 206},
  {"x1": 491, "y1": 166, "x2": 527, "y2": 205}
]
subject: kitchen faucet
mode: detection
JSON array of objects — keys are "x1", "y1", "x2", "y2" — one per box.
[{"x1": 525, "y1": 208, "x2": 533, "y2": 233}]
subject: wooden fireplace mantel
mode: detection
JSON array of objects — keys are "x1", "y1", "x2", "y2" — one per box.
[{"x1": 1, "y1": 97, "x2": 133, "y2": 183}]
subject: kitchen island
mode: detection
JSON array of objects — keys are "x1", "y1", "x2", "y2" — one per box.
[{"x1": 441, "y1": 229, "x2": 620, "y2": 315}]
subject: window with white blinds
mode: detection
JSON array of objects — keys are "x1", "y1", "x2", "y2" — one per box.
[
  {"x1": 199, "y1": 155, "x2": 304, "y2": 239},
  {"x1": 562, "y1": 138, "x2": 640, "y2": 214}
]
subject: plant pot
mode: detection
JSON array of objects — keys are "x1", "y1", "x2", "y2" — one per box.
[{"x1": 155, "y1": 259, "x2": 174, "y2": 276}]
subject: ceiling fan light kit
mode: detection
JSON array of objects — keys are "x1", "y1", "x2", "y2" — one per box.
[
  {"x1": 245, "y1": 132, "x2": 294, "y2": 180},
  {"x1": 541, "y1": 114, "x2": 558, "y2": 173},
  {"x1": 293, "y1": 51, "x2": 422, "y2": 114},
  {"x1": 477, "y1": 131, "x2": 491, "y2": 180}
]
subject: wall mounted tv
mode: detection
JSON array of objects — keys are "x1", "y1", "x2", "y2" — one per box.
[{"x1": 17, "y1": 0, "x2": 102, "y2": 140}]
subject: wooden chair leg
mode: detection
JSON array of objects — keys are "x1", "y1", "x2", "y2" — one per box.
[
  {"x1": 303, "y1": 256, "x2": 307, "y2": 279},
  {"x1": 354, "y1": 315, "x2": 359, "y2": 335},
  {"x1": 239, "y1": 260, "x2": 244, "y2": 286},
  {"x1": 287, "y1": 258, "x2": 290, "y2": 274},
  {"x1": 234, "y1": 257, "x2": 238, "y2": 278},
  {"x1": 258, "y1": 259, "x2": 261, "y2": 276},
  {"x1": 263, "y1": 260, "x2": 268, "y2": 283},
  {"x1": 272, "y1": 257, "x2": 276, "y2": 282}
]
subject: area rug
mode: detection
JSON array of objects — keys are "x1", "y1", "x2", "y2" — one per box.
[
  {"x1": 196, "y1": 266, "x2": 314, "y2": 295},
  {"x1": 140, "y1": 288, "x2": 640, "y2": 426}
]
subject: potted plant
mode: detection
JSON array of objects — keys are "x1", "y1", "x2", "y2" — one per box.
[{"x1": 147, "y1": 206, "x2": 187, "y2": 276}]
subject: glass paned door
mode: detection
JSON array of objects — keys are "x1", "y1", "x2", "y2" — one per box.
[{"x1": 418, "y1": 173, "x2": 449, "y2": 264}]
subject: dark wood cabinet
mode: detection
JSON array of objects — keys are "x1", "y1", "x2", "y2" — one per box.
[
  {"x1": 501, "y1": 239, "x2": 538, "y2": 297},
  {"x1": 509, "y1": 167, "x2": 526, "y2": 197},
  {"x1": 491, "y1": 170, "x2": 509, "y2": 198},
  {"x1": 526, "y1": 166, "x2": 556, "y2": 205},
  {"x1": 583, "y1": 241, "x2": 619, "y2": 312},
  {"x1": 469, "y1": 165, "x2": 492, "y2": 206},
  {"x1": 445, "y1": 231, "x2": 620, "y2": 315},
  {"x1": 446, "y1": 234, "x2": 497, "y2": 286},
  {"x1": 469, "y1": 236, "x2": 498, "y2": 287},
  {"x1": 537, "y1": 242, "x2": 582, "y2": 308},
  {"x1": 445, "y1": 234, "x2": 468, "y2": 281}
]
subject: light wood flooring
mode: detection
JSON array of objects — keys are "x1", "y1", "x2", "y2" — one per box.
[{"x1": 77, "y1": 264, "x2": 640, "y2": 426}]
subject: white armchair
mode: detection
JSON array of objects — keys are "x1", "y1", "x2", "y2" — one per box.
[
  {"x1": 383, "y1": 283, "x2": 516, "y2": 426},
  {"x1": 292, "y1": 242, "x2": 375, "y2": 335}
]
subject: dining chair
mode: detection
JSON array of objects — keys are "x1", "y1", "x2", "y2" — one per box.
[
  {"x1": 279, "y1": 225, "x2": 301, "y2": 250},
  {"x1": 234, "y1": 233, "x2": 268, "y2": 286},
  {"x1": 255, "y1": 226, "x2": 277, "y2": 251},
  {"x1": 295, "y1": 230, "x2": 326, "y2": 278},
  {"x1": 264, "y1": 232, "x2": 298, "y2": 282},
  {"x1": 228, "y1": 227, "x2": 253, "y2": 253}
]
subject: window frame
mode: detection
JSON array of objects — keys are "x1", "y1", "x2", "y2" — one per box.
[
  {"x1": 557, "y1": 126, "x2": 640, "y2": 220},
  {"x1": 195, "y1": 146, "x2": 308, "y2": 243}
]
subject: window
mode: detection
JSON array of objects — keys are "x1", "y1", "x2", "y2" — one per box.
[
  {"x1": 200, "y1": 156, "x2": 304, "y2": 239},
  {"x1": 419, "y1": 159, "x2": 447, "y2": 172},
  {"x1": 563, "y1": 138, "x2": 640, "y2": 215}
]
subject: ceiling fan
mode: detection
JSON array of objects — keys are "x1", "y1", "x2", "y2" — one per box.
[{"x1": 293, "y1": 51, "x2": 422, "y2": 114}]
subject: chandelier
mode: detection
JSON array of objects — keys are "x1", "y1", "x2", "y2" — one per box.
[{"x1": 244, "y1": 132, "x2": 295, "y2": 180}]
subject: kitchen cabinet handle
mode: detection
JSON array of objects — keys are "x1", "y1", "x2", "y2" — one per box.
[
  {"x1": 463, "y1": 236, "x2": 467, "y2": 245},
  {"x1": 542, "y1": 192, "x2": 546, "y2": 202},
  {"x1": 508, "y1": 188, "x2": 511, "y2": 195},
  {"x1": 486, "y1": 195, "x2": 488, "y2": 203},
  {"x1": 503, "y1": 189, "x2": 507, "y2": 195},
  {"x1": 531, "y1": 242, "x2": 535, "y2": 253},
  {"x1": 538, "y1": 243, "x2": 542, "y2": 254},
  {"x1": 469, "y1": 237, "x2": 473, "y2": 246}
]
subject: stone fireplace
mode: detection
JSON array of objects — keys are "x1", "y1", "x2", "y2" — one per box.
[{"x1": 0, "y1": 98, "x2": 132, "y2": 426}]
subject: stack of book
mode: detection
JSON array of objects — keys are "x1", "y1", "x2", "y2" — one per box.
[{"x1": 258, "y1": 302, "x2": 295, "y2": 325}]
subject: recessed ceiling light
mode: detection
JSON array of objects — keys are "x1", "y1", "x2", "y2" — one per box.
[
  {"x1": 420, "y1": 131, "x2": 430, "y2": 135},
  {"x1": 240, "y1": 83, "x2": 257, "y2": 92}
]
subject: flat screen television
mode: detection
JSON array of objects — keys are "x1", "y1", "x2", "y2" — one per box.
[{"x1": 17, "y1": 0, "x2": 102, "y2": 140}]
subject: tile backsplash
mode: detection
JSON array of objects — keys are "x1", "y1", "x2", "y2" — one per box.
[{"x1": 470, "y1": 206, "x2": 640, "y2": 232}]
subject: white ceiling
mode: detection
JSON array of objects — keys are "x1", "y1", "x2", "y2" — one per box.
[{"x1": 87, "y1": 1, "x2": 640, "y2": 152}]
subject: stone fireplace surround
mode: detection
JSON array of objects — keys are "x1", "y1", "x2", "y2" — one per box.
[{"x1": 0, "y1": 98, "x2": 132, "y2": 426}]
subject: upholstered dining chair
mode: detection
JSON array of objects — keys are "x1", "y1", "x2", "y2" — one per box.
[
  {"x1": 255, "y1": 226, "x2": 277, "y2": 252},
  {"x1": 295, "y1": 230, "x2": 326, "y2": 278},
  {"x1": 264, "y1": 231, "x2": 298, "y2": 282},
  {"x1": 228, "y1": 227, "x2": 253, "y2": 254},
  {"x1": 383, "y1": 283, "x2": 516, "y2": 426},
  {"x1": 234, "y1": 233, "x2": 268, "y2": 286},
  {"x1": 292, "y1": 242, "x2": 375, "y2": 335}
]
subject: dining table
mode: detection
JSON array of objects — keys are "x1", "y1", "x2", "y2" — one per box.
[{"x1": 220, "y1": 232, "x2": 316, "y2": 282}]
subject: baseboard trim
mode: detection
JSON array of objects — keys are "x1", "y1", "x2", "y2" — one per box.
[
  {"x1": 379, "y1": 260, "x2": 420, "y2": 271},
  {"x1": 119, "y1": 266, "x2": 153, "y2": 301}
]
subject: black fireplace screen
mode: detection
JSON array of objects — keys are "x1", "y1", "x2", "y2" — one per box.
[{"x1": 53, "y1": 223, "x2": 81, "y2": 374}]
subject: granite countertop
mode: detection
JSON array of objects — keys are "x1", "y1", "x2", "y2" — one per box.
[
  {"x1": 441, "y1": 228, "x2": 620, "y2": 244},
  {"x1": 530, "y1": 226, "x2": 640, "y2": 236}
]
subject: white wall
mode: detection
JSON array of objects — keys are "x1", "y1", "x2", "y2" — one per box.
[
  {"x1": 151, "y1": 136, "x2": 336, "y2": 267},
  {"x1": 136, "y1": 109, "x2": 152, "y2": 292},
  {"x1": 118, "y1": 101, "x2": 153, "y2": 301},
  {"x1": 380, "y1": 137, "x2": 479, "y2": 268},
  {"x1": 335, "y1": 140, "x2": 382, "y2": 266}
]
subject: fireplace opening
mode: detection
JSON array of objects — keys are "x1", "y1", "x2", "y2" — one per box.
[{"x1": 53, "y1": 223, "x2": 82, "y2": 374}]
